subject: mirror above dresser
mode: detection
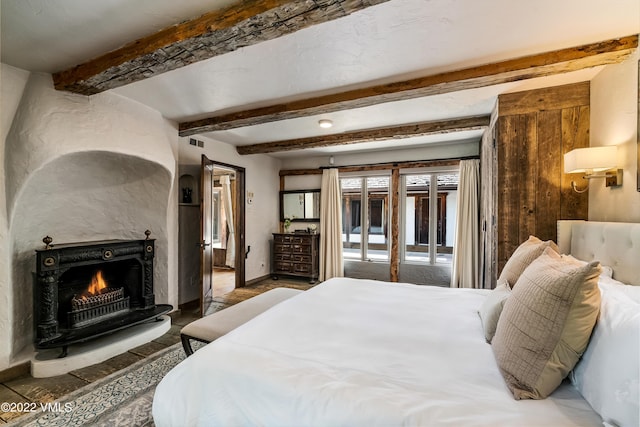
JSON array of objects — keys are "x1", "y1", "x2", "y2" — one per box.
[{"x1": 280, "y1": 190, "x2": 320, "y2": 221}]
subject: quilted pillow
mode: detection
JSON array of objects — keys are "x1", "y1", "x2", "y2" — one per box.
[
  {"x1": 492, "y1": 247, "x2": 601, "y2": 400},
  {"x1": 498, "y1": 236, "x2": 559, "y2": 289},
  {"x1": 478, "y1": 282, "x2": 511, "y2": 343}
]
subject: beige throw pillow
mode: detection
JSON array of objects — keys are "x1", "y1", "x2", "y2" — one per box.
[
  {"x1": 478, "y1": 282, "x2": 511, "y2": 343},
  {"x1": 498, "y1": 236, "x2": 559, "y2": 289},
  {"x1": 492, "y1": 247, "x2": 601, "y2": 400}
]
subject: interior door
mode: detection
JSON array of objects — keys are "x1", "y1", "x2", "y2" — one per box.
[{"x1": 200, "y1": 155, "x2": 214, "y2": 317}]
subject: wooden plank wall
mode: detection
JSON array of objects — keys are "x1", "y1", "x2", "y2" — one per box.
[
  {"x1": 484, "y1": 82, "x2": 590, "y2": 285},
  {"x1": 479, "y1": 111, "x2": 498, "y2": 289}
]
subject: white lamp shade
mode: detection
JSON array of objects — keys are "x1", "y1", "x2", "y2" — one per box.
[{"x1": 564, "y1": 146, "x2": 618, "y2": 173}]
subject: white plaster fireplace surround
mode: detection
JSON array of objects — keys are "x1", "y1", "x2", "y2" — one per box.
[{"x1": 3, "y1": 72, "x2": 178, "y2": 367}]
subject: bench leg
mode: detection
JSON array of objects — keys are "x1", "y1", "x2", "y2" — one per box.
[{"x1": 181, "y1": 334, "x2": 194, "y2": 356}]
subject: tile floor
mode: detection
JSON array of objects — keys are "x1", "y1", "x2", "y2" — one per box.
[{"x1": 0, "y1": 277, "x2": 314, "y2": 424}]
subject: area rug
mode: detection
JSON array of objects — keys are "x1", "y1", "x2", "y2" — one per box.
[{"x1": 8, "y1": 342, "x2": 200, "y2": 427}]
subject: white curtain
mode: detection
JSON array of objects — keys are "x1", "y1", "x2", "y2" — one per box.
[
  {"x1": 450, "y1": 159, "x2": 479, "y2": 288},
  {"x1": 220, "y1": 175, "x2": 235, "y2": 268},
  {"x1": 319, "y1": 168, "x2": 344, "y2": 281}
]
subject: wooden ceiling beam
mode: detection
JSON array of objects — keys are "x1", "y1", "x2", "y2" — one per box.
[
  {"x1": 237, "y1": 115, "x2": 490, "y2": 155},
  {"x1": 180, "y1": 35, "x2": 637, "y2": 136},
  {"x1": 52, "y1": 0, "x2": 390, "y2": 95}
]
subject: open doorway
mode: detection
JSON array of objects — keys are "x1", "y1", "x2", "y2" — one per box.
[{"x1": 200, "y1": 155, "x2": 245, "y2": 316}]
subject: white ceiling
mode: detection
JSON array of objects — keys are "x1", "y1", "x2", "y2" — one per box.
[{"x1": 2, "y1": 0, "x2": 639, "y2": 159}]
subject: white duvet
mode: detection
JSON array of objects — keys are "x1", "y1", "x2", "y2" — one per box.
[{"x1": 153, "y1": 278, "x2": 601, "y2": 426}]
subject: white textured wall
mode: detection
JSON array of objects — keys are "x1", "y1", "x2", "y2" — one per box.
[
  {"x1": 0, "y1": 63, "x2": 31, "y2": 370},
  {"x1": 164, "y1": 119, "x2": 180, "y2": 311},
  {"x1": 279, "y1": 140, "x2": 479, "y2": 170},
  {"x1": 179, "y1": 137, "x2": 282, "y2": 281},
  {"x1": 589, "y1": 50, "x2": 640, "y2": 222},
  {"x1": 283, "y1": 175, "x2": 322, "y2": 191},
  {"x1": 3, "y1": 71, "x2": 178, "y2": 367}
]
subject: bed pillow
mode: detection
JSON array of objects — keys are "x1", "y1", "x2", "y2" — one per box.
[
  {"x1": 478, "y1": 282, "x2": 511, "y2": 343},
  {"x1": 492, "y1": 247, "x2": 601, "y2": 400},
  {"x1": 498, "y1": 236, "x2": 559, "y2": 288},
  {"x1": 562, "y1": 254, "x2": 614, "y2": 278},
  {"x1": 598, "y1": 275, "x2": 640, "y2": 303},
  {"x1": 570, "y1": 278, "x2": 640, "y2": 427}
]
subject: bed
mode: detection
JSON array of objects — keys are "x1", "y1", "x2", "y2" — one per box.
[{"x1": 153, "y1": 221, "x2": 640, "y2": 426}]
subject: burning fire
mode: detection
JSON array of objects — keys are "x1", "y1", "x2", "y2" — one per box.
[{"x1": 82, "y1": 270, "x2": 108, "y2": 299}]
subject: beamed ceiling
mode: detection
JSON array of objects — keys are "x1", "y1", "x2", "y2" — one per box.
[{"x1": 2, "y1": 0, "x2": 639, "y2": 159}]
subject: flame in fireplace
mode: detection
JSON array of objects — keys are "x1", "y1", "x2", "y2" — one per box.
[{"x1": 84, "y1": 270, "x2": 108, "y2": 298}]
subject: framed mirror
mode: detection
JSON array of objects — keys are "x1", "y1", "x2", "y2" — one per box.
[{"x1": 280, "y1": 190, "x2": 320, "y2": 221}]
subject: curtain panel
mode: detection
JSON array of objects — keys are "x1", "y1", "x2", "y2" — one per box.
[
  {"x1": 220, "y1": 175, "x2": 235, "y2": 269},
  {"x1": 450, "y1": 159, "x2": 479, "y2": 288},
  {"x1": 320, "y1": 168, "x2": 344, "y2": 281}
]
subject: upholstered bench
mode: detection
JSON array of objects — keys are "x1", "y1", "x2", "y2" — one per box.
[{"x1": 180, "y1": 287, "x2": 303, "y2": 356}]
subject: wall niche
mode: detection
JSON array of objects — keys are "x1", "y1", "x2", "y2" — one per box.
[{"x1": 179, "y1": 174, "x2": 199, "y2": 205}]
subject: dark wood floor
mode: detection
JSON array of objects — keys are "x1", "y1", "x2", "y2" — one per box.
[{"x1": 0, "y1": 277, "x2": 314, "y2": 424}]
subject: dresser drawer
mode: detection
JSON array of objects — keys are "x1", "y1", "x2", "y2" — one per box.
[
  {"x1": 292, "y1": 244, "x2": 311, "y2": 254},
  {"x1": 274, "y1": 235, "x2": 293, "y2": 244},
  {"x1": 292, "y1": 254, "x2": 311, "y2": 263},
  {"x1": 275, "y1": 253, "x2": 291, "y2": 262},
  {"x1": 273, "y1": 262, "x2": 293, "y2": 273},
  {"x1": 274, "y1": 244, "x2": 292, "y2": 253},
  {"x1": 293, "y1": 263, "x2": 312, "y2": 274}
]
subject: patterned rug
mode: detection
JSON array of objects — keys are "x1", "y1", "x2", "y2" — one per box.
[{"x1": 7, "y1": 342, "x2": 197, "y2": 427}]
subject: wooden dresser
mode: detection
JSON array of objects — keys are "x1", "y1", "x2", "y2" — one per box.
[{"x1": 271, "y1": 233, "x2": 319, "y2": 283}]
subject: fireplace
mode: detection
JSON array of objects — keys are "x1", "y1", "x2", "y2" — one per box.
[{"x1": 34, "y1": 233, "x2": 172, "y2": 356}]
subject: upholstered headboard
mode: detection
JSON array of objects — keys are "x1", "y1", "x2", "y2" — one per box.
[{"x1": 557, "y1": 220, "x2": 640, "y2": 286}]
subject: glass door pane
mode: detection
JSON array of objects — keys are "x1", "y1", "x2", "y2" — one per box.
[
  {"x1": 366, "y1": 177, "x2": 389, "y2": 261},
  {"x1": 341, "y1": 178, "x2": 361, "y2": 260},
  {"x1": 436, "y1": 173, "x2": 459, "y2": 264},
  {"x1": 403, "y1": 174, "x2": 430, "y2": 263}
]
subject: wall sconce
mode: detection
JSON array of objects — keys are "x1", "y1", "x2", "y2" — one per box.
[{"x1": 564, "y1": 146, "x2": 623, "y2": 193}]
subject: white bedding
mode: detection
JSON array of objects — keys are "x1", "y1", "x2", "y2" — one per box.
[{"x1": 153, "y1": 278, "x2": 601, "y2": 426}]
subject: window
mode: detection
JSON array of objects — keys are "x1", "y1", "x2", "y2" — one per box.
[
  {"x1": 341, "y1": 176, "x2": 389, "y2": 261},
  {"x1": 402, "y1": 172, "x2": 458, "y2": 265},
  {"x1": 340, "y1": 170, "x2": 458, "y2": 267}
]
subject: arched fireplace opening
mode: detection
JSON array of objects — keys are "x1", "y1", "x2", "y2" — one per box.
[{"x1": 10, "y1": 150, "x2": 173, "y2": 361}]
